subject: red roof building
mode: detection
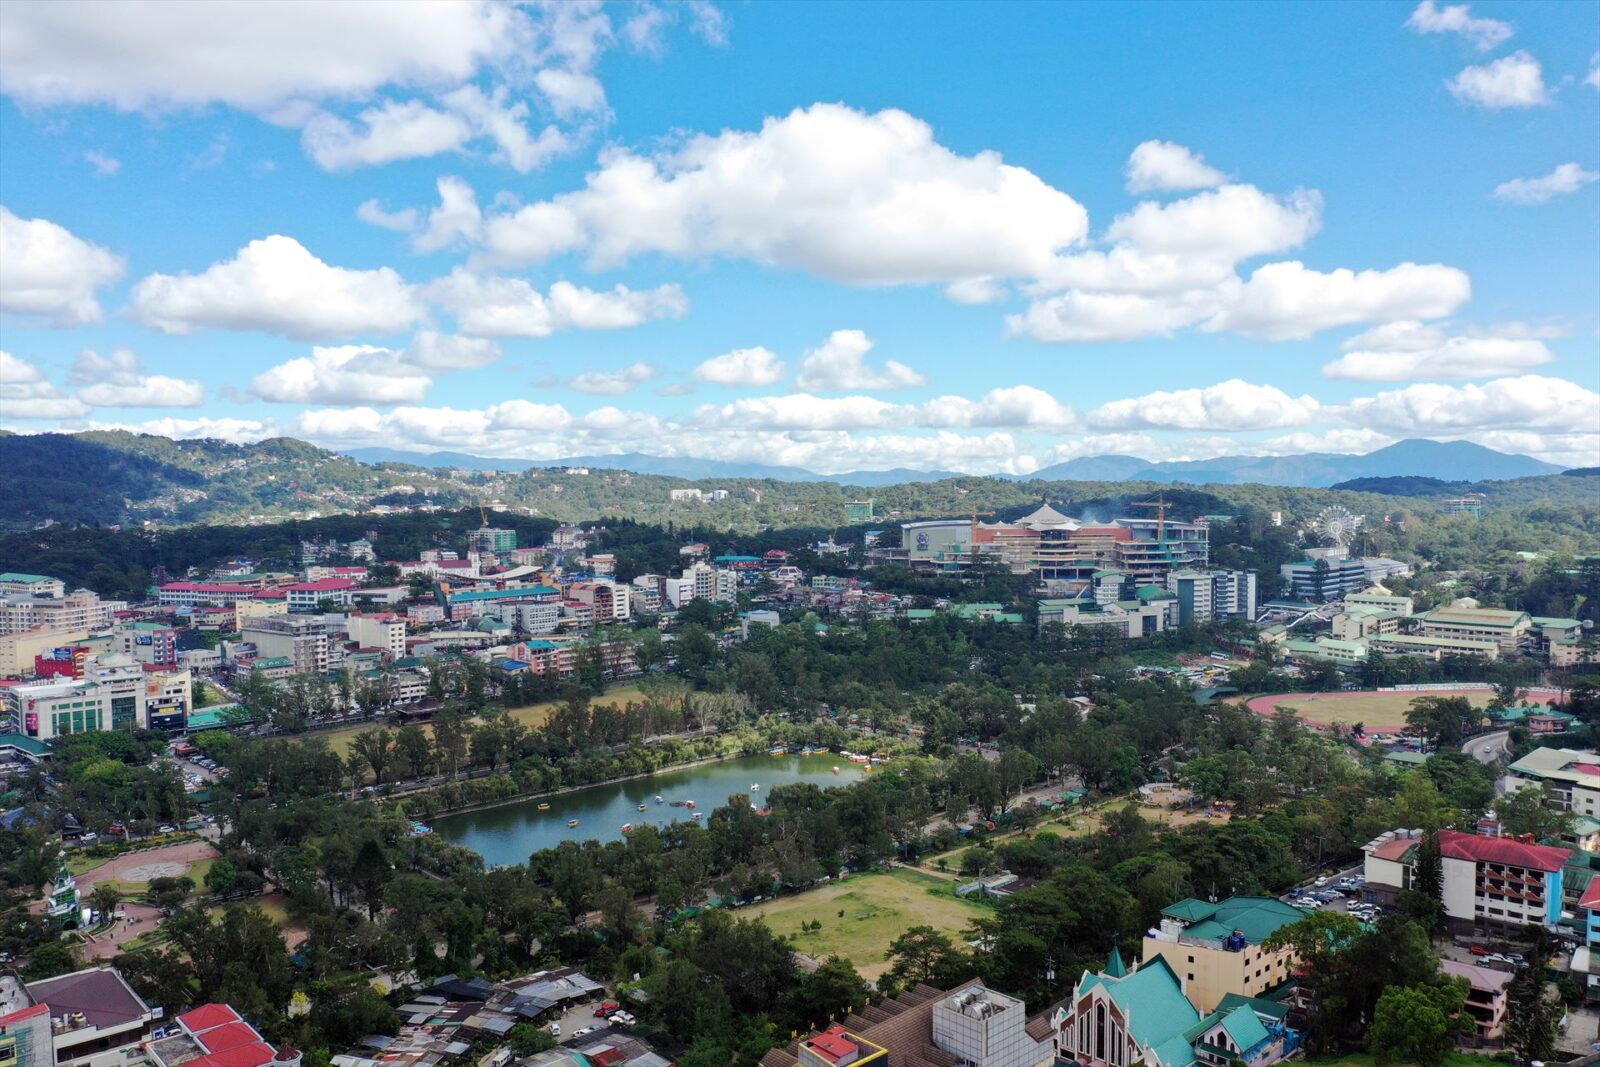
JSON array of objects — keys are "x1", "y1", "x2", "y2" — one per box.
[{"x1": 1437, "y1": 829, "x2": 1571, "y2": 872}]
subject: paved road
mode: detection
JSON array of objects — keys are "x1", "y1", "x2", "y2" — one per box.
[{"x1": 1464, "y1": 730, "x2": 1510, "y2": 765}]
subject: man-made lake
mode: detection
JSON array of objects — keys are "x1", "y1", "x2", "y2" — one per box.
[{"x1": 432, "y1": 753, "x2": 863, "y2": 866}]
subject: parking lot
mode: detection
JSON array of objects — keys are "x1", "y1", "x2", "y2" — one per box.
[
  {"x1": 1280, "y1": 864, "x2": 1372, "y2": 919},
  {"x1": 544, "y1": 999, "x2": 637, "y2": 1043}
]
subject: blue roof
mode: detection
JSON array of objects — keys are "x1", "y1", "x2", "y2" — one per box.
[
  {"x1": 1080, "y1": 956, "x2": 1201, "y2": 1053},
  {"x1": 524, "y1": 639, "x2": 558, "y2": 651},
  {"x1": 713, "y1": 555, "x2": 762, "y2": 563}
]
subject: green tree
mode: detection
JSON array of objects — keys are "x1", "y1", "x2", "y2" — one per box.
[
  {"x1": 22, "y1": 941, "x2": 75, "y2": 980},
  {"x1": 1399, "y1": 831, "x2": 1445, "y2": 935},
  {"x1": 1506, "y1": 927, "x2": 1562, "y2": 1063},
  {"x1": 204, "y1": 857, "x2": 240, "y2": 896},
  {"x1": 1367, "y1": 982, "x2": 1469, "y2": 1067}
]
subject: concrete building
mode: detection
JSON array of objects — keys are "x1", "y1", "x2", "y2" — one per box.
[
  {"x1": 346, "y1": 613, "x2": 406, "y2": 659},
  {"x1": 157, "y1": 582, "x2": 262, "y2": 608},
  {"x1": 1413, "y1": 603, "x2": 1532, "y2": 654},
  {"x1": 284, "y1": 578, "x2": 356, "y2": 612},
  {"x1": 1503, "y1": 747, "x2": 1600, "y2": 819},
  {"x1": 4, "y1": 654, "x2": 191, "y2": 740},
  {"x1": 1167, "y1": 569, "x2": 1257, "y2": 626},
  {"x1": 762, "y1": 981, "x2": 1053, "y2": 1067},
  {"x1": 1439, "y1": 959, "x2": 1510, "y2": 1042},
  {"x1": 242, "y1": 615, "x2": 329, "y2": 676},
  {"x1": 1037, "y1": 598, "x2": 1173, "y2": 639},
  {"x1": 115, "y1": 621, "x2": 179, "y2": 670},
  {"x1": 1054, "y1": 950, "x2": 1296, "y2": 1067},
  {"x1": 0, "y1": 590, "x2": 114, "y2": 637},
  {"x1": 1278, "y1": 558, "x2": 1370, "y2": 602},
  {"x1": 146, "y1": 1003, "x2": 301, "y2": 1067},
  {"x1": 0, "y1": 966, "x2": 159, "y2": 1067},
  {"x1": 503, "y1": 600, "x2": 560, "y2": 635},
  {"x1": 1442, "y1": 494, "x2": 1487, "y2": 518},
  {"x1": 567, "y1": 582, "x2": 630, "y2": 623},
  {"x1": 466, "y1": 527, "x2": 518, "y2": 556},
  {"x1": 1140, "y1": 897, "x2": 1305, "y2": 1013},
  {"x1": 0, "y1": 628, "x2": 91, "y2": 679},
  {"x1": 1362, "y1": 828, "x2": 1570, "y2": 933},
  {"x1": 0, "y1": 573, "x2": 66, "y2": 599}
]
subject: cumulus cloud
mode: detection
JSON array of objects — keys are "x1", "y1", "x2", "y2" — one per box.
[
  {"x1": 686, "y1": 0, "x2": 730, "y2": 46},
  {"x1": 534, "y1": 68, "x2": 607, "y2": 118},
  {"x1": 250, "y1": 344, "x2": 432, "y2": 404},
  {"x1": 1335, "y1": 375, "x2": 1599, "y2": 435},
  {"x1": 424, "y1": 269, "x2": 687, "y2": 338},
  {"x1": 1323, "y1": 320, "x2": 1556, "y2": 380},
  {"x1": 401, "y1": 330, "x2": 500, "y2": 371},
  {"x1": 478, "y1": 103, "x2": 1090, "y2": 284},
  {"x1": 1104, "y1": 185, "x2": 1322, "y2": 262},
  {"x1": 568, "y1": 362, "x2": 657, "y2": 396},
  {"x1": 438, "y1": 85, "x2": 569, "y2": 173},
  {"x1": 357, "y1": 199, "x2": 418, "y2": 231},
  {"x1": 795, "y1": 330, "x2": 926, "y2": 391},
  {"x1": 1124, "y1": 140, "x2": 1227, "y2": 194},
  {"x1": 1203, "y1": 260, "x2": 1472, "y2": 340},
  {"x1": 130, "y1": 235, "x2": 423, "y2": 339},
  {"x1": 414, "y1": 176, "x2": 483, "y2": 253},
  {"x1": 0, "y1": 350, "x2": 90, "y2": 419},
  {"x1": 0, "y1": 206, "x2": 125, "y2": 326},
  {"x1": 1087, "y1": 380, "x2": 1320, "y2": 431},
  {"x1": 1494, "y1": 163, "x2": 1600, "y2": 204},
  {"x1": 69, "y1": 347, "x2": 204, "y2": 407},
  {"x1": 693, "y1": 347, "x2": 787, "y2": 387},
  {"x1": 83, "y1": 150, "x2": 120, "y2": 176},
  {"x1": 83, "y1": 415, "x2": 280, "y2": 443},
  {"x1": 1405, "y1": 1, "x2": 1513, "y2": 51},
  {"x1": 1448, "y1": 52, "x2": 1551, "y2": 109},
  {"x1": 301, "y1": 100, "x2": 472, "y2": 171}
]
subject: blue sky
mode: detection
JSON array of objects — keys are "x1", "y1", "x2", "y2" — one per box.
[{"x1": 1, "y1": 0, "x2": 1597, "y2": 473}]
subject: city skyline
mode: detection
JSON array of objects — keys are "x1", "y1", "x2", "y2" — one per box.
[{"x1": 2, "y1": 0, "x2": 1598, "y2": 474}]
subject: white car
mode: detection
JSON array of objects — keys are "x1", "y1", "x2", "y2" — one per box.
[
  {"x1": 574, "y1": 1027, "x2": 597, "y2": 1037},
  {"x1": 548, "y1": 1023, "x2": 560, "y2": 1036},
  {"x1": 610, "y1": 1011, "x2": 635, "y2": 1026},
  {"x1": 1313, "y1": 876, "x2": 1328, "y2": 887}
]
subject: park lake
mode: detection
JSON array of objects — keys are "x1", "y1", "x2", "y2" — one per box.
[{"x1": 433, "y1": 753, "x2": 863, "y2": 865}]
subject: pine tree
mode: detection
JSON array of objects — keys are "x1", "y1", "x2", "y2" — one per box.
[{"x1": 1505, "y1": 926, "x2": 1560, "y2": 1063}]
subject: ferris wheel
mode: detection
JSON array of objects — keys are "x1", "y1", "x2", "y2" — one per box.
[{"x1": 1308, "y1": 505, "x2": 1363, "y2": 548}]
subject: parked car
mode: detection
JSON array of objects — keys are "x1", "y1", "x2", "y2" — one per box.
[
  {"x1": 1469, "y1": 944, "x2": 1489, "y2": 956},
  {"x1": 610, "y1": 1011, "x2": 635, "y2": 1026},
  {"x1": 574, "y1": 1027, "x2": 597, "y2": 1037},
  {"x1": 157, "y1": 824, "x2": 175, "y2": 834},
  {"x1": 594, "y1": 1002, "x2": 620, "y2": 1017},
  {"x1": 548, "y1": 1023, "x2": 560, "y2": 1036},
  {"x1": 1314, "y1": 876, "x2": 1328, "y2": 887}
]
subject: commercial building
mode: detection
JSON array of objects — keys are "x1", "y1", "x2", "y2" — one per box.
[
  {"x1": 1037, "y1": 597, "x2": 1173, "y2": 639},
  {"x1": 4, "y1": 654, "x2": 191, "y2": 740},
  {"x1": 284, "y1": 579, "x2": 356, "y2": 612},
  {"x1": 1140, "y1": 897, "x2": 1305, "y2": 1013},
  {"x1": 0, "y1": 966, "x2": 158, "y2": 1067},
  {"x1": 566, "y1": 582, "x2": 630, "y2": 623},
  {"x1": 1277, "y1": 558, "x2": 1370, "y2": 602},
  {"x1": 242, "y1": 616, "x2": 329, "y2": 676},
  {"x1": 157, "y1": 582, "x2": 262, "y2": 608},
  {"x1": 0, "y1": 574, "x2": 66, "y2": 599},
  {"x1": 0, "y1": 629, "x2": 91, "y2": 679},
  {"x1": 1167, "y1": 570, "x2": 1257, "y2": 626},
  {"x1": 441, "y1": 586, "x2": 560, "y2": 623},
  {"x1": 761, "y1": 981, "x2": 1053, "y2": 1067},
  {"x1": 1503, "y1": 747, "x2": 1600, "y2": 819},
  {"x1": 1053, "y1": 949, "x2": 1297, "y2": 1067},
  {"x1": 1361, "y1": 828, "x2": 1570, "y2": 934},
  {"x1": 346, "y1": 614, "x2": 406, "y2": 659},
  {"x1": 114, "y1": 621, "x2": 179, "y2": 670},
  {"x1": 0, "y1": 590, "x2": 115, "y2": 637},
  {"x1": 146, "y1": 1003, "x2": 301, "y2": 1067}
]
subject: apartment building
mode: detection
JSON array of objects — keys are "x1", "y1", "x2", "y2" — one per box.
[
  {"x1": 1362, "y1": 828, "x2": 1570, "y2": 934},
  {"x1": 0, "y1": 590, "x2": 115, "y2": 637},
  {"x1": 1167, "y1": 569, "x2": 1258, "y2": 626},
  {"x1": 4, "y1": 654, "x2": 191, "y2": 740},
  {"x1": 567, "y1": 581, "x2": 630, "y2": 623},
  {"x1": 1140, "y1": 896, "x2": 1305, "y2": 1013},
  {"x1": 242, "y1": 616, "x2": 329, "y2": 675},
  {"x1": 346, "y1": 613, "x2": 406, "y2": 659},
  {"x1": 0, "y1": 966, "x2": 159, "y2": 1067},
  {"x1": 114, "y1": 621, "x2": 178, "y2": 670},
  {"x1": 1503, "y1": 747, "x2": 1600, "y2": 819}
]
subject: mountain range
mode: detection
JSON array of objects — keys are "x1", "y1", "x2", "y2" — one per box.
[{"x1": 345, "y1": 438, "x2": 1563, "y2": 487}]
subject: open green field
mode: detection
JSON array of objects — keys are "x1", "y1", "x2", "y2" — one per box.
[
  {"x1": 1244, "y1": 688, "x2": 1500, "y2": 732},
  {"x1": 303, "y1": 683, "x2": 650, "y2": 757},
  {"x1": 747, "y1": 867, "x2": 988, "y2": 981}
]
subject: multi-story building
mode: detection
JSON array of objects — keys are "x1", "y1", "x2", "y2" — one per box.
[
  {"x1": 685, "y1": 562, "x2": 738, "y2": 604},
  {"x1": 504, "y1": 600, "x2": 560, "y2": 635},
  {"x1": 0, "y1": 590, "x2": 115, "y2": 637},
  {"x1": 0, "y1": 628, "x2": 91, "y2": 679},
  {"x1": 1413, "y1": 604, "x2": 1532, "y2": 654},
  {"x1": 1054, "y1": 950, "x2": 1296, "y2": 1067},
  {"x1": 629, "y1": 576, "x2": 664, "y2": 614},
  {"x1": 233, "y1": 598, "x2": 288, "y2": 630},
  {"x1": 1362, "y1": 828, "x2": 1570, "y2": 934},
  {"x1": 761, "y1": 981, "x2": 1053, "y2": 1067},
  {"x1": 1443, "y1": 494, "x2": 1487, "y2": 518},
  {"x1": 1140, "y1": 897, "x2": 1305, "y2": 1013},
  {"x1": 0, "y1": 573, "x2": 66, "y2": 599},
  {"x1": 284, "y1": 578, "x2": 356, "y2": 612},
  {"x1": 114, "y1": 621, "x2": 179, "y2": 670},
  {"x1": 466, "y1": 526, "x2": 518, "y2": 556},
  {"x1": 0, "y1": 966, "x2": 159, "y2": 1067},
  {"x1": 1037, "y1": 598, "x2": 1173, "y2": 639},
  {"x1": 567, "y1": 582, "x2": 630, "y2": 623},
  {"x1": 1167, "y1": 569, "x2": 1258, "y2": 626},
  {"x1": 4, "y1": 654, "x2": 191, "y2": 740},
  {"x1": 1440, "y1": 960, "x2": 1510, "y2": 1042},
  {"x1": 1503, "y1": 747, "x2": 1600, "y2": 819},
  {"x1": 242, "y1": 616, "x2": 329, "y2": 676},
  {"x1": 156, "y1": 582, "x2": 261, "y2": 608},
  {"x1": 346, "y1": 613, "x2": 406, "y2": 659},
  {"x1": 1278, "y1": 558, "x2": 1370, "y2": 602},
  {"x1": 845, "y1": 499, "x2": 875, "y2": 523},
  {"x1": 442, "y1": 585, "x2": 561, "y2": 622}
]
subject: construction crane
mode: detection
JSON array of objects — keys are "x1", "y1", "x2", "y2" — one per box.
[
  {"x1": 476, "y1": 496, "x2": 490, "y2": 527},
  {"x1": 1131, "y1": 496, "x2": 1171, "y2": 544}
]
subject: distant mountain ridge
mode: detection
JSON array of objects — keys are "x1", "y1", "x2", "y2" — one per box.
[{"x1": 344, "y1": 438, "x2": 1561, "y2": 488}]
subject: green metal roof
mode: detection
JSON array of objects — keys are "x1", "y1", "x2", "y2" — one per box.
[
  {"x1": 1176, "y1": 896, "x2": 1307, "y2": 943},
  {"x1": 1216, "y1": 1004, "x2": 1272, "y2": 1052},
  {"x1": 1532, "y1": 617, "x2": 1583, "y2": 629},
  {"x1": 1136, "y1": 584, "x2": 1177, "y2": 602},
  {"x1": 0, "y1": 733, "x2": 49, "y2": 756},
  {"x1": 0, "y1": 572, "x2": 55, "y2": 583},
  {"x1": 1105, "y1": 945, "x2": 1128, "y2": 978},
  {"x1": 1162, "y1": 898, "x2": 1220, "y2": 923},
  {"x1": 1214, "y1": 993, "x2": 1289, "y2": 1023}
]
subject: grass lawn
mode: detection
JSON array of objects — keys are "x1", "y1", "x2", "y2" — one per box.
[
  {"x1": 185, "y1": 858, "x2": 215, "y2": 891},
  {"x1": 747, "y1": 867, "x2": 989, "y2": 981},
  {"x1": 1243, "y1": 688, "x2": 1498, "y2": 732},
  {"x1": 68, "y1": 855, "x2": 106, "y2": 876},
  {"x1": 304, "y1": 683, "x2": 649, "y2": 757}
]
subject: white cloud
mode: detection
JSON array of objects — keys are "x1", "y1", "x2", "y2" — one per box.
[
  {"x1": 1469, "y1": 430, "x2": 1600, "y2": 469},
  {"x1": 1087, "y1": 379, "x2": 1320, "y2": 431},
  {"x1": 693, "y1": 347, "x2": 787, "y2": 387},
  {"x1": 1323, "y1": 320, "x2": 1556, "y2": 380},
  {"x1": 686, "y1": 1, "x2": 730, "y2": 46},
  {"x1": 357, "y1": 199, "x2": 418, "y2": 232},
  {"x1": 479, "y1": 103, "x2": 1089, "y2": 285},
  {"x1": 0, "y1": 206, "x2": 125, "y2": 326},
  {"x1": 944, "y1": 277, "x2": 1008, "y2": 304},
  {"x1": 1448, "y1": 51, "x2": 1551, "y2": 109},
  {"x1": 919, "y1": 386, "x2": 1079, "y2": 431},
  {"x1": 414, "y1": 176, "x2": 483, "y2": 253},
  {"x1": 1336, "y1": 375, "x2": 1600, "y2": 435},
  {"x1": 1405, "y1": 1, "x2": 1514, "y2": 52},
  {"x1": 250, "y1": 344, "x2": 433, "y2": 404},
  {"x1": 1124, "y1": 140, "x2": 1227, "y2": 194},
  {"x1": 83, "y1": 415, "x2": 278, "y2": 443},
  {"x1": 568, "y1": 362, "x2": 657, "y2": 396},
  {"x1": 0, "y1": 350, "x2": 91, "y2": 420},
  {"x1": 401, "y1": 330, "x2": 500, "y2": 371},
  {"x1": 622, "y1": 4, "x2": 671, "y2": 54},
  {"x1": 0, "y1": 1, "x2": 521, "y2": 110},
  {"x1": 438, "y1": 85, "x2": 569, "y2": 173},
  {"x1": 690, "y1": 385, "x2": 1076, "y2": 433},
  {"x1": 1494, "y1": 163, "x2": 1600, "y2": 204},
  {"x1": 1105, "y1": 185, "x2": 1322, "y2": 262},
  {"x1": 795, "y1": 330, "x2": 927, "y2": 391},
  {"x1": 70, "y1": 347, "x2": 204, "y2": 407},
  {"x1": 424, "y1": 269, "x2": 687, "y2": 338},
  {"x1": 1008, "y1": 288, "x2": 1226, "y2": 343},
  {"x1": 534, "y1": 69, "x2": 607, "y2": 118},
  {"x1": 1203, "y1": 260, "x2": 1472, "y2": 340},
  {"x1": 83, "y1": 150, "x2": 120, "y2": 176},
  {"x1": 301, "y1": 100, "x2": 472, "y2": 171},
  {"x1": 130, "y1": 235, "x2": 424, "y2": 339}
]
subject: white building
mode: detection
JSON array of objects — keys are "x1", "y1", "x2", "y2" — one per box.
[
  {"x1": 0, "y1": 573, "x2": 66, "y2": 598},
  {"x1": 4, "y1": 654, "x2": 191, "y2": 740},
  {"x1": 0, "y1": 589, "x2": 116, "y2": 636},
  {"x1": 346, "y1": 613, "x2": 406, "y2": 659},
  {"x1": 1362, "y1": 828, "x2": 1569, "y2": 934},
  {"x1": 243, "y1": 615, "x2": 329, "y2": 675},
  {"x1": 1503, "y1": 748, "x2": 1600, "y2": 819},
  {"x1": 0, "y1": 966, "x2": 160, "y2": 1067},
  {"x1": 1167, "y1": 569, "x2": 1257, "y2": 626}
]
